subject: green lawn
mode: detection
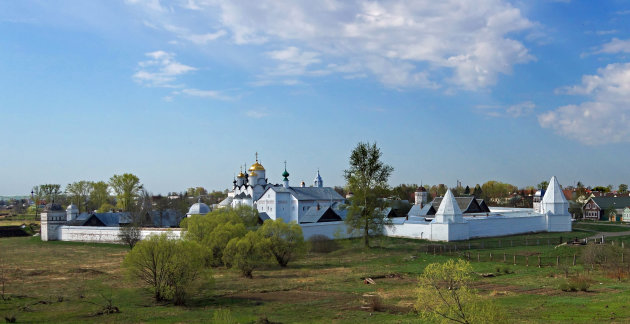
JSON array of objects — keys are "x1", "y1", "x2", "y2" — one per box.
[
  {"x1": 572, "y1": 222, "x2": 630, "y2": 233},
  {"x1": 1, "y1": 233, "x2": 629, "y2": 323}
]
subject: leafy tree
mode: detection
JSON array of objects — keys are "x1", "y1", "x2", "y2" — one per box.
[
  {"x1": 481, "y1": 181, "x2": 517, "y2": 205},
  {"x1": 231, "y1": 205, "x2": 260, "y2": 228},
  {"x1": 344, "y1": 142, "x2": 394, "y2": 247},
  {"x1": 122, "y1": 233, "x2": 210, "y2": 305},
  {"x1": 390, "y1": 184, "x2": 419, "y2": 201},
  {"x1": 416, "y1": 259, "x2": 505, "y2": 324},
  {"x1": 38, "y1": 184, "x2": 62, "y2": 204},
  {"x1": 98, "y1": 203, "x2": 116, "y2": 213},
  {"x1": 187, "y1": 187, "x2": 208, "y2": 197},
  {"x1": 222, "y1": 231, "x2": 268, "y2": 278},
  {"x1": 537, "y1": 181, "x2": 549, "y2": 190},
  {"x1": 109, "y1": 173, "x2": 143, "y2": 212},
  {"x1": 90, "y1": 181, "x2": 110, "y2": 211},
  {"x1": 592, "y1": 186, "x2": 610, "y2": 193},
  {"x1": 619, "y1": 184, "x2": 628, "y2": 193},
  {"x1": 259, "y1": 219, "x2": 306, "y2": 267},
  {"x1": 184, "y1": 207, "x2": 254, "y2": 266},
  {"x1": 65, "y1": 180, "x2": 93, "y2": 213},
  {"x1": 464, "y1": 185, "x2": 471, "y2": 195},
  {"x1": 118, "y1": 192, "x2": 151, "y2": 249},
  {"x1": 472, "y1": 184, "x2": 483, "y2": 199}
]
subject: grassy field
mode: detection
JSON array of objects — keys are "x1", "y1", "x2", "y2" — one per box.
[
  {"x1": 572, "y1": 222, "x2": 630, "y2": 233},
  {"x1": 1, "y1": 232, "x2": 629, "y2": 323}
]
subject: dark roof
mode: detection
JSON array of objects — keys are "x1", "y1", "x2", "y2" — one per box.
[
  {"x1": 44, "y1": 203, "x2": 63, "y2": 211},
  {"x1": 68, "y1": 212, "x2": 129, "y2": 227},
  {"x1": 267, "y1": 186, "x2": 345, "y2": 201},
  {"x1": 430, "y1": 196, "x2": 490, "y2": 214},
  {"x1": 590, "y1": 196, "x2": 630, "y2": 210},
  {"x1": 300, "y1": 206, "x2": 342, "y2": 223}
]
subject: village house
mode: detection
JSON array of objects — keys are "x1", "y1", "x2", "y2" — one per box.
[{"x1": 582, "y1": 196, "x2": 630, "y2": 221}]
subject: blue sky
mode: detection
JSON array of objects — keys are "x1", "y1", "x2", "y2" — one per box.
[{"x1": 1, "y1": 0, "x2": 630, "y2": 195}]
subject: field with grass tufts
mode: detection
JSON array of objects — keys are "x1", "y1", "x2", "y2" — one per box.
[{"x1": 1, "y1": 230, "x2": 629, "y2": 323}]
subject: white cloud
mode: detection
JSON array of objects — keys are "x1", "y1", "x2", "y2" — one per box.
[
  {"x1": 181, "y1": 88, "x2": 233, "y2": 100},
  {"x1": 245, "y1": 110, "x2": 268, "y2": 119},
  {"x1": 125, "y1": 0, "x2": 165, "y2": 12},
  {"x1": 475, "y1": 101, "x2": 535, "y2": 118},
  {"x1": 594, "y1": 38, "x2": 630, "y2": 54},
  {"x1": 130, "y1": 0, "x2": 536, "y2": 90},
  {"x1": 539, "y1": 63, "x2": 630, "y2": 145},
  {"x1": 133, "y1": 51, "x2": 196, "y2": 87}
]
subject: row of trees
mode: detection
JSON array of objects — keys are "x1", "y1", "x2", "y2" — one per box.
[
  {"x1": 31, "y1": 173, "x2": 144, "y2": 213},
  {"x1": 31, "y1": 174, "x2": 223, "y2": 216}
]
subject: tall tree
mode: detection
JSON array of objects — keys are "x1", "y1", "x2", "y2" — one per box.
[
  {"x1": 537, "y1": 181, "x2": 549, "y2": 190},
  {"x1": 619, "y1": 184, "x2": 628, "y2": 193},
  {"x1": 65, "y1": 181, "x2": 94, "y2": 212},
  {"x1": 38, "y1": 184, "x2": 62, "y2": 204},
  {"x1": 344, "y1": 142, "x2": 393, "y2": 247},
  {"x1": 90, "y1": 181, "x2": 110, "y2": 211},
  {"x1": 109, "y1": 174, "x2": 143, "y2": 212},
  {"x1": 473, "y1": 184, "x2": 483, "y2": 199}
]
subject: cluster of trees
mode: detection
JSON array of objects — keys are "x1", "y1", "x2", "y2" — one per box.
[
  {"x1": 31, "y1": 174, "x2": 145, "y2": 213},
  {"x1": 185, "y1": 187, "x2": 228, "y2": 205},
  {"x1": 123, "y1": 205, "x2": 307, "y2": 305},
  {"x1": 30, "y1": 174, "x2": 219, "y2": 217},
  {"x1": 181, "y1": 206, "x2": 306, "y2": 277}
]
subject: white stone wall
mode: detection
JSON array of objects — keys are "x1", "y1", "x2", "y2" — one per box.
[
  {"x1": 466, "y1": 214, "x2": 546, "y2": 238},
  {"x1": 300, "y1": 221, "x2": 355, "y2": 240},
  {"x1": 59, "y1": 226, "x2": 182, "y2": 243},
  {"x1": 384, "y1": 221, "x2": 433, "y2": 240}
]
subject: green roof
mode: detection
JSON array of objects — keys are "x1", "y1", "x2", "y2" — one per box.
[{"x1": 591, "y1": 196, "x2": 630, "y2": 210}]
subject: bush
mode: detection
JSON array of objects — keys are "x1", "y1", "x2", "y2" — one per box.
[
  {"x1": 308, "y1": 235, "x2": 339, "y2": 253},
  {"x1": 223, "y1": 231, "x2": 268, "y2": 278},
  {"x1": 184, "y1": 209, "x2": 250, "y2": 266},
  {"x1": 123, "y1": 233, "x2": 211, "y2": 304},
  {"x1": 559, "y1": 274, "x2": 592, "y2": 292},
  {"x1": 259, "y1": 219, "x2": 306, "y2": 267}
]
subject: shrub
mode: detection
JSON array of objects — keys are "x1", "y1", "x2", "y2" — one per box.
[
  {"x1": 223, "y1": 231, "x2": 268, "y2": 278},
  {"x1": 184, "y1": 210, "x2": 249, "y2": 266},
  {"x1": 259, "y1": 219, "x2": 306, "y2": 267},
  {"x1": 559, "y1": 274, "x2": 592, "y2": 292},
  {"x1": 123, "y1": 233, "x2": 211, "y2": 304},
  {"x1": 417, "y1": 259, "x2": 506, "y2": 324},
  {"x1": 308, "y1": 235, "x2": 339, "y2": 253}
]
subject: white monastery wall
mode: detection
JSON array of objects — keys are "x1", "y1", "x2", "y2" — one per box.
[
  {"x1": 59, "y1": 226, "x2": 182, "y2": 243},
  {"x1": 466, "y1": 214, "x2": 547, "y2": 238},
  {"x1": 299, "y1": 221, "x2": 354, "y2": 240}
]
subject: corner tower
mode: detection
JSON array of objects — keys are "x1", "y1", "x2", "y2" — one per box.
[
  {"x1": 40, "y1": 203, "x2": 66, "y2": 241},
  {"x1": 542, "y1": 176, "x2": 572, "y2": 232}
]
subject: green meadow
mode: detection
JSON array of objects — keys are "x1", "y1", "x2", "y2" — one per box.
[{"x1": 0, "y1": 230, "x2": 629, "y2": 323}]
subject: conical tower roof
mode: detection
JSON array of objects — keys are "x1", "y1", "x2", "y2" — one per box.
[
  {"x1": 436, "y1": 189, "x2": 462, "y2": 216},
  {"x1": 542, "y1": 176, "x2": 567, "y2": 204}
]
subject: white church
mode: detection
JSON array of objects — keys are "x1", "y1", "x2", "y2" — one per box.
[{"x1": 40, "y1": 153, "x2": 572, "y2": 243}]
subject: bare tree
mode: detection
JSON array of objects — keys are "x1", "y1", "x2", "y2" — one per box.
[{"x1": 118, "y1": 190, "x2": 151, "y2": 249}]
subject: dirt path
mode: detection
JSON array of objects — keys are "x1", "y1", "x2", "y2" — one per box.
[{"x1": 587, "y1": 230, "x2": 630, "y2": 241}]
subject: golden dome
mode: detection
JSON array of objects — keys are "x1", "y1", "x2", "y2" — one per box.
[
  {"x1": 237, "y1": 171, "x2": 245, "y2": 178},
  {"x1": 249, "y1": 171, "x2": 258, "y2": 177},
  {"x1": 249, "y1": 152, "x2": 265, "y2": 171},
  {"x1": 249, "y1": 162, "x2": 265, "y2": 171}
]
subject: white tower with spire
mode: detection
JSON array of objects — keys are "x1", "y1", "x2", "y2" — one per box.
[
  {"x1": 430, "y1": 189, "x2": 469, "y2": 241},
  {"x1": 541, "y1": 176, "x2": 572, "y2": 232},
  {"x1": 314, "y1": 170, "x2": 323, "y2": 188}
]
